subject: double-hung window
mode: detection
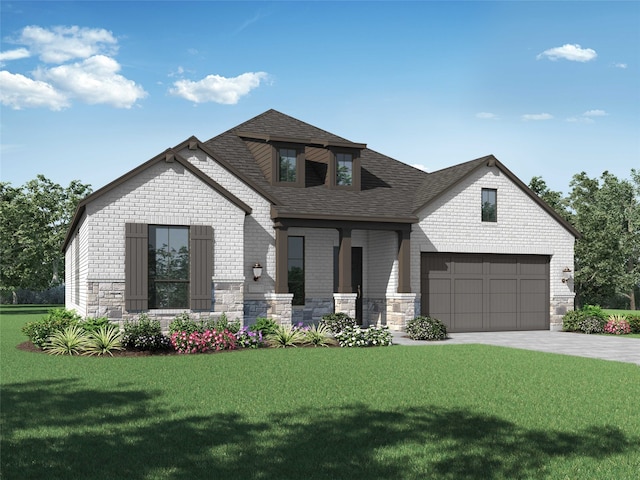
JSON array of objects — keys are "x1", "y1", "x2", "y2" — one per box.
[
  {"x1": 336, "y1": 153, "x2": 353, "y2": 186},
  {"x1": 278, "y1": 148, "x2": 298, "y2": 183}
]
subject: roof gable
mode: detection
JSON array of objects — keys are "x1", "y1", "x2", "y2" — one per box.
[{"x1": 414, "y1": 155, "x2": 580, "y2": 238}]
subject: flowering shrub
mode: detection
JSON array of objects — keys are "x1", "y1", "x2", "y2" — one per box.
[
  {"x1": 578, "y1": 316, "x2": 606, "y2": 334},
  {"x1": 334, "y1": 326, "x2": 392, "y2": 347},
  {"x1": 604, "y1": 315, "x2": 631, "y2": 335},
  {"x1": 406, "y1": 316, "x2": 448, "y2": 341},
  {"x1": 171, "y1": 329, "x2": 236, "y2": 354},
  {"x1": 320, "y1": 313, "x2": 356, "y2": 334},
  {"x1": 123, "y1": 314, "x2": 172, "y2": 351},
  {"x1": 235, "y1": 326, "x2": 264, "y2": 348}
]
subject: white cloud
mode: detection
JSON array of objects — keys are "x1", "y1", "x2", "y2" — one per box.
[
  {"x1": 476, "y1": 112, "x2": 498, "y2": 120},
  {"x1": 19, "y1": 25, "x2": 117, "y2": 63},
  {"x1": 35, "y1": 55, "x2": 147, "y2": 108},
  {"x1": 583, "y1": 109, "x2": 608, "y2": 117},
  {"x1": 522, "y1": 113, "x2": 553, "y2": 121},
  {"x1": 0, "y1": 48, "x2": 31, "y2": 62},
  {"x1": 170, "y1": 72, "x2": 269, "y2": 105},
  {"x1": 613, "y1": 63, "x2": 628, "y2": 69},
  {"x1": 566, "y1": 109, "x2": 608, "y2": 123},
  {"x1": 537, "y1": 44, "x2": 597, "y2": 62},
  {"x1": 0, "y1": 70, "x2": 69, "y2": 110}
]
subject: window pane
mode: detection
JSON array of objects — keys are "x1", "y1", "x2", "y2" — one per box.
[
  {"x1": 336, "y1": 153, "x2": 353, "y2": 186},
  {"x1": 482, "y1": 189, "x2": 497, "y2": 222},
  {"x1": 148, "y1": 225, "x2": 189, "y2": 308},
  {"x1": 279, "y1": 148, "x2": 297, "y2": 182},
  {"x1": 288, "y1": 236, "x2": 304, "y2": 305}
]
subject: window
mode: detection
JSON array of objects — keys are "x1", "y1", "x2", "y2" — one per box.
[
  {"x1": 288, "y1": 236, "x2": 304, "y2": 305},
  {"x1": 148, "y1": 226, "x2": 190, "y2": 308},
  {"x1": 336, "y1": 153, "x2": 353, "y2": 186},
  {"x1": 278, "y1": 148, "x2": 298, "y2": 183},
  {"x1": 481, "y1": 188, "x2": 497, "y2": 222}
]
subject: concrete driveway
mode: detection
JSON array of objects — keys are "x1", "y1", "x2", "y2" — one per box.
[{"x1": 392, "y1": 330, "x2": 640, "y2": 365}]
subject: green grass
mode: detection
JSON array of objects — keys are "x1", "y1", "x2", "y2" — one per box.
[{"x1": 2, "y1": 305, "x2": 640, "y2": 479}]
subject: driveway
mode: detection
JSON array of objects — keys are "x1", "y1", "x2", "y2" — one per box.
[{"x1": 392, "y1": 330, "x2": 640, "y2": 365}]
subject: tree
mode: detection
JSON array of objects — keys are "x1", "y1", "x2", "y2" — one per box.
[
  {"x1": 569, "y1": 171, "x2": 639, "y2": 309},
  {"x1": 528, "y1": 176, "x2": 573, "y2": 223},
  {"x1": 0, "y1": 175, "x2": 91, "y2": 303}
]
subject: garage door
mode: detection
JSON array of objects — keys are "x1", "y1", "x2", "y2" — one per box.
[{"x1": 421, "y1": 253, "x2": 549, "y2": 332}]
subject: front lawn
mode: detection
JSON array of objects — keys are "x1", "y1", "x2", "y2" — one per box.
[{"x1": 2, "y1": 306, "x2": 639, "y2": 479}]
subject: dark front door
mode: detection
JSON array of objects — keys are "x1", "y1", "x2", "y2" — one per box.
[{"x1": 334, "y1": 246, "x2": 364, "y2": 325}]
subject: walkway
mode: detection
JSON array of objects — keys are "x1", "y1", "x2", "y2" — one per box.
[{"x1": 391, "y1": 330, "x2": 640, "y2": 365}]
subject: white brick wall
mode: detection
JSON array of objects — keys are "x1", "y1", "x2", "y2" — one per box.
[
  {"x1": 412, "y1": 166, "x2": 576, "y2": 301},
  {"x1": 83, "y1": 160, "x2": 247, "y2": 287},
  {"x1": 181, "y1": 149, "x2": 275, "y2": 299}
]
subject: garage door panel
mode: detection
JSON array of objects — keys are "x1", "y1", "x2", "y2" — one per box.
[{"x1": 421, "y1": 253, "x2": 549, "y2": 332}]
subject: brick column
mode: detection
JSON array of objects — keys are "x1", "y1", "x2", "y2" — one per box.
[{"x1": 334, "y1": 293, "x2": 357, "y2": 320}]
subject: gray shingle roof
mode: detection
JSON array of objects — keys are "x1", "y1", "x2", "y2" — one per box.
[{"x1": 204, "y1": 109, "x2": 433, "y2": 222}]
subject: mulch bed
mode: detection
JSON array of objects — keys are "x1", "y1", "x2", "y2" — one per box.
[{"x1": 16, "y1": 341, "x2": 177, "y2": 357}]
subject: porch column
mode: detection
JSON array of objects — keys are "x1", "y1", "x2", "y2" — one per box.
[
  {"x1": 397, "y1": 228, "x2": 411, "y2": 293},
  {"x1": 275, "y1": 225, "x2": 289, "y2": 293},
  {"x1": 337, "y1": 227, "x2": 352, "y2": 293}
]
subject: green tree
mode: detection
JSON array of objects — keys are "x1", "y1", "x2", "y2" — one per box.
[
  {"x1": 0, "y1": 175, "x2": 91, "y2": 303},
  {"x1": 569, "y1": 170, "x2": 639, "y2": 309},
  {"x1": 528, "y1": 176, "x2": 573, "y2": 223}
]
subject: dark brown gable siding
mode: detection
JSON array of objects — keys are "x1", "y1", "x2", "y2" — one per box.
[
  {"x1": 190, "y1": 225, "x2": 213, "y2": 311},
  {"x1": 245, "y1": 140, "x2": 272, "y2": 181},
  {"x1": 125, "y1": 223, "x2": 148, "y2": 311}
]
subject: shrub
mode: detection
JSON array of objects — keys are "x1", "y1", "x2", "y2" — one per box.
[
  {"x1": 78, "y1": 317, "x2": 111, "y2": 333},
  {"x1": 202, "y1": 313, "x2": 241, "y2": 335},
  {"x1": 22, "y1": 308, "x2": 82, "y2": 348},
  {"x1": 334, "y1": 327, "x2": 368, "y2": 347},
  {"x1": 578, "y1": 316, "x2": 605, "y2": 334},
  {"x1": 249, "y1": 317, "x2": 279, "y2": 337},
  {"x1": 627, "y1": 315, "x2": 640, "y2": 334},
  {"x1": 171, "y1": 329, "x2": 236, "y2": 354},
  {"x1": 122, "y1": 314, "x2": 171, "y2": 351},
  {"x1": 85, "y1": 325, "x2": 124, "y2": 356},
  {"x1": 604, "y1": 315, "x2": 631, "y2": 335},
  {"x1": 304, "y1": 323, "x2": 337, "y2": 347},
  {"x1": 169, "y1": 312, "x2": 200, "y2": 335},
  {"x1": 235, "y1": 327, "x2": 264, "y2": 349},
  {"x1": 43, "y1": 325, "x2": 91, "y2": 356},
  {"x1": 363, "y1": 325, "x2": 393, "y2": 346},
  {"x1": 319, "y1": 312, "x2": 356, "y2": 334},
  {"x1": 562, "y1": 305, "x2": 608, "y2": 333},
  {"x1": 406, "y1": 316, "x2": 448, "y2": 341},
  {"x1": 266, "y1": 324, "x2": 306, "y2": 348},
  {"x1": 562, "y1": 310, "x2": 582, "y2": 332}
]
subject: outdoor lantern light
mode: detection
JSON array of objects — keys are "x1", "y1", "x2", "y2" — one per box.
[
  {"x1": 561, "y1": 267, "x2": 572, "y2": 283},
  {"x1": 253, "y1": 263, "x2": 263, "y2": 281}
]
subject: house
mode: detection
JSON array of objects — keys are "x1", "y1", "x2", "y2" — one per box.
[{"x1": 63, "y1": 110, "x2": 579, "y2": 332}]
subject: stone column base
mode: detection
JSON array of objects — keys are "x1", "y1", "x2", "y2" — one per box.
[
  {"x1": 386, "y1": 293, "x2": 417, "y2": 331},
  {"x1": 333, "y1": 293, "x2": 357, "y2": 320},
  {"x1": 550, "y1": 295, "x2": 575, "y2": 331},
  {"x1": 265, "y1": 293, "x2": 294, "y2": 326}
]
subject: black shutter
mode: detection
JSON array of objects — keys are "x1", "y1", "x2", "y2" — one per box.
[
  {"x1": 125, "y1": 223, "x2": 148, "y2": 311},
  {"x1": 190, "y1": 225, "x2": 213, "y2": 311}
]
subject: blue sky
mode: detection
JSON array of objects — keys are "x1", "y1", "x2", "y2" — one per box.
[{"x1": 1, "y1": 1, "x2": 638, "y2": 194}]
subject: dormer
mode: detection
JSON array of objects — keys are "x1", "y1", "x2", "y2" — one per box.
[{"x1": 237, "y1": 132, "x2": 366, "y2": 191}]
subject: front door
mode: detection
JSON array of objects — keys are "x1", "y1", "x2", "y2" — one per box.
[{"x1": 333, "y1": 246, "x2": 364, "y2": 325}]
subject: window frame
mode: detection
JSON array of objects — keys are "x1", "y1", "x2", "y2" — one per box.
[
  {"x1": 328, "y1": 148, "x2": 361, "y2": 191},
  {"x1": 287, "y1": 236, "x2": 305, "y2": 306},
  {"x1": 148, "y1": 225, "x2": 191, "y2": 309},
  {"x1": 272, "y1": 143, "x2": 305, "y2": 187},
  {"x1": 481, "y1": 188, "x2": 497, "y2": 222}
]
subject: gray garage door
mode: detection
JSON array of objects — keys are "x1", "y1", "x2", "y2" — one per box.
[{"x1": 421, "y1": 253, "x2": 549, "y2": 332}]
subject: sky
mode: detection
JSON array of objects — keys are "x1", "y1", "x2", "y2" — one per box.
[{"x1": 1, "y1": 1, "x2": 639, "y2": 195}]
